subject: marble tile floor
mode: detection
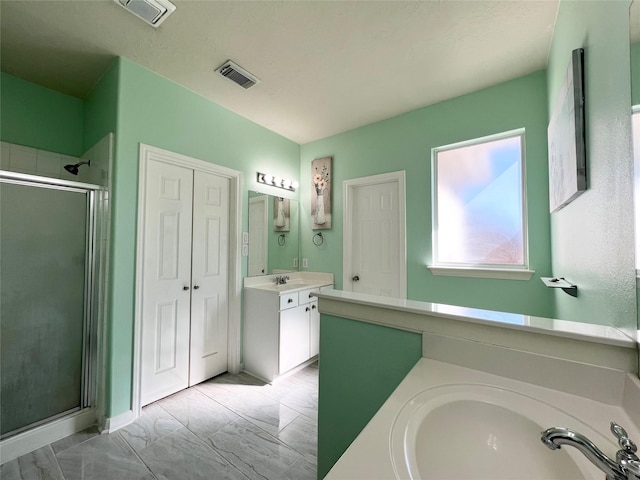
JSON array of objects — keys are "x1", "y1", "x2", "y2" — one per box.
[{"x1": 2, "y1": 363, "x2": 319, "y2": 480}]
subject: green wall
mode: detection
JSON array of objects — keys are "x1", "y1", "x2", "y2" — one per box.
[
  {"x1": 1, "y1": 72, "x2": 83, "y2": 156},
  {"x1": 317, "y1": 314, "x2": 422, "y2": 479},
  {"x1": 83, "y1": 61, "x2": 119, "y2": 154},
  {"x1": 106, "y1": 58, "x2": 300, "y2": 416},
  {"x1": 547, "y1": 0, "x2": 636, "y2": 333},
  {"x1": 301, "y1": 71, "x2": 554, "y2": 318}
]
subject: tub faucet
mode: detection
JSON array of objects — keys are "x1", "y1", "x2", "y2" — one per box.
[
  {"x1": 541, "y1": 422, "x2": 640, "y2": 480},
  {"x1": 274, "y1": 275, "x2": 289, "y2": 285}
]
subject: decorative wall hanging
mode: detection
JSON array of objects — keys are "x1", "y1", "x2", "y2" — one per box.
[
  {"x1": 273, "y1": 197, "x2": 290, "y2": 232},
  {"x1": 311, "y1": 156, "x2": 332, "y2": 229},
  {"x1": 547, "y1": 48, "x2": 587, "y2": 213}
]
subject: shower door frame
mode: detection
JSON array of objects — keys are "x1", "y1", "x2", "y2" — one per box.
[{"x1": 0, "y1": 170, "x2": 106, "y2": 463}]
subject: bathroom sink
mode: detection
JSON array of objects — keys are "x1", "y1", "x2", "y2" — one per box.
[{"x1": 390, "y1": 385, "x2": 610, "y2": 480}]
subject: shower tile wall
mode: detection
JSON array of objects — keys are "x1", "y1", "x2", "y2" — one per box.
[{"x1": 1, "y1": 142, "x2": 82, "y2": 182}]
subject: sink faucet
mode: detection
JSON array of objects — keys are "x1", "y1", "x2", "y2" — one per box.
[
  {"x1": 274, "y1": 275, "x2": 289, "y2": 285},
  {"x1": 541, "y1": 422, "x2": 640, "y2": 480}
]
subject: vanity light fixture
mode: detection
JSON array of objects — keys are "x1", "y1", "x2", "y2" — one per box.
[{"x1": 257, "y1": 172, "x2": 298, "y2": 192}]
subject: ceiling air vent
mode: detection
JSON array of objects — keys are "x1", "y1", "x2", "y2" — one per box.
[
  {"x1": 216, "y1": 61, "x2": 261, "y2": 89},
  {"x1": 114, "y1": 0, "x2": 176, "y2": 28}
]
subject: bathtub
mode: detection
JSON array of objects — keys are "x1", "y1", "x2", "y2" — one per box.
[{"x1": 325, "y1": 358, "x2": 640, "y2": 480}]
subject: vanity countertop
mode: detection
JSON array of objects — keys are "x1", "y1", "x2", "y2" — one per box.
[
  {"x1": 243, "y1": 271, "x2": 334, "y2": 294},
  {"x1": 244, "y1": 281, "x2": 332, "y2": 294}
]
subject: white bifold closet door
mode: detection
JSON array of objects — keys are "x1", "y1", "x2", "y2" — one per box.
[{"x1": 141, "y1": 159, "x2": 229, "y2": 406}]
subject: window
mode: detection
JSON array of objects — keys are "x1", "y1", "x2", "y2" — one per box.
[{"x1": 430, "y1": 130, "x2": 532, "y2": 279}]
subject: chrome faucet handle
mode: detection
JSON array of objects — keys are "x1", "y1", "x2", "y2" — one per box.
[
  {"x1": 612, "y1": 423, "x2": 638, "y2": 454},
  {"x1": 611, "y1": 423, "x2": 640, "y2": 480}
]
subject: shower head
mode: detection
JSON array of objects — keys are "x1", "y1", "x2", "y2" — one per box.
[{"x1": 64, "y1": 160, "x2": 91, "y2": 176}]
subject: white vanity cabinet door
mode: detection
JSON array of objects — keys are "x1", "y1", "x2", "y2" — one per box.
[
  {"x1": 309, "y1": 300, "x2": 320, "y2": 357},
  {"x1": 279, "y1": 305, "x2": 311, "y2": 374}
]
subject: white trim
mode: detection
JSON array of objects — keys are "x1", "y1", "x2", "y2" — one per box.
[
  {"x1": 343, "y1": 171, "x2": 407, "y2": 298},
  {"x1": 133, "y1": 144, "x2": 242, "y2": 419},
  {"x1": 92, "y1": 132, "x2": 114, "y2": 435},
  {"x1": 428, "y1": 265, "x2": 535, "y2": 280},
  {"x1": 431, "y1": 129, "x2": 530, "y2": 272},
  {"x1": 100, "y1": 409, "x2": 135, "y2": 433},
  {"x1": 0, "y1": 408, "x2": 97, "y2": 464}
]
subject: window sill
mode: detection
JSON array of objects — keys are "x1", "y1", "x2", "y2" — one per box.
[{"x1": 427, "y1": 265, "x2": 535, "y2": 280}]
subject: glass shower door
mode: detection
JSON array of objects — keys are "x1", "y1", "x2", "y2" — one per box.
[{"x1": 1, "y1": 178, "x2": 93, "y2": 438}]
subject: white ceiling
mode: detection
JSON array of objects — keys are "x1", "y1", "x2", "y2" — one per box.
[{"x1": 1, "y1": 0, "x2": 560, "y2": 144}]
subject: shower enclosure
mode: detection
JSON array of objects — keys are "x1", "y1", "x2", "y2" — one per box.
[{"x1": 0, "y1": 171, "x2": 102, "y2": 439}]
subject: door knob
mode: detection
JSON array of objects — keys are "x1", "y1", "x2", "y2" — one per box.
[
  {"x1": 193, "y1": 285, "x2": 200, "y2": 290},
  {"x1": 183, "y1": 286, "x2": 190, "y2": 291},
  {"x1": 352, "y1": 275, "x2": 360, "y2": 281}
]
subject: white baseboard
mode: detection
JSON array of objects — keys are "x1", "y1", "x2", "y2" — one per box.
[
  {"x1": 100, "y1": 410, "x2": 135, "y2": 433},
  {"x1": 0, "y1": 408, "x2": 97, "y2": 465}
]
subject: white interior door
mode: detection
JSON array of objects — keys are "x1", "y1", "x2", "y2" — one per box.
[
  {"x1": 189, "y1": 171, "x2": 229, "y2": 385},
  {"x1": 344, "y1": 172, "x2": 406, "y2": 298},
  {"x1": 135, "y1": 143, "x2": 242, "y2": 416},
  {"x1": 141, "y1": 159, "x2": 193, "y2": 406},
  {"x1": 248, "y1": 195, "x2": 268, "y2": 276}
]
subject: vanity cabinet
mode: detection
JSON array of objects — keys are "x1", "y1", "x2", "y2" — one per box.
[{"x1": 244, "y1": 284, "x2": 328, "y2": 382}]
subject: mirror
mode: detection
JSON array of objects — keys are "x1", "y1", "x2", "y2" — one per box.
[
  {"x1": 247, "y1": 192, "x2": 299, "y2": 276},
  {"x1": 630, "y1": 0, "x2": 640, "y2": 374}
]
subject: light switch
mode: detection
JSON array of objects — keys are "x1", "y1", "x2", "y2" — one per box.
[
  {"x1": 242, "y1": 244, "x2": 249, "y2": 256},
  {"x1": 302, "y1": 258, "x2": 308, "y2": 269},
  {"x1": 293, "y1": 257, "x2": 299, "y2": 268},
  {"x1": 242, "y1": 232, "x2": 249, "y2": 244}
]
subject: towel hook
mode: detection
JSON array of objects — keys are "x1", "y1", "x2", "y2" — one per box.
[
  {"x1": 313, "y1": 231, "x2": 324, "y2": 246},
  {"x1": 278, "y1": 233, "x2": 286, "y2": 246}
]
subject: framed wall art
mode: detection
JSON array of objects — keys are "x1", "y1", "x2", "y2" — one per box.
[
  {"x1": 311, "y1": 156, "x2": 332, "y2": 229},
  {"x1": 547, "y1": 48, "x2": 587, "y2": 213}
]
